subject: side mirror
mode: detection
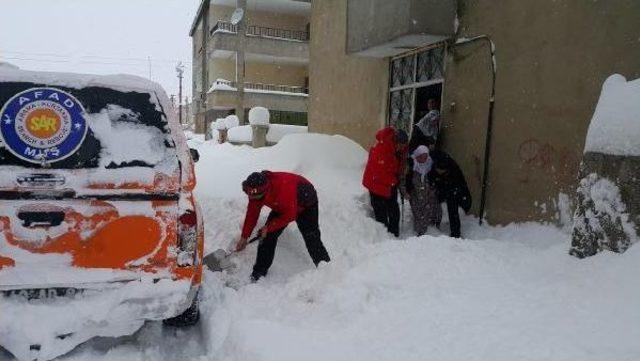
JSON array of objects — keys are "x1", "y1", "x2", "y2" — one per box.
[{"x1": 189, "y1": 148, "x2": 200, "y2": 163}]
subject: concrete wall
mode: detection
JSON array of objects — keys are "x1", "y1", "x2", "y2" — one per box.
[
  {"x1": 208, "y1": 90, "x2": 308, "y2": 113},
  {"x1": 308, "y1": 0, "x2": 389, "y2": 148},
  {"x1": 443, "y1": 0, "x2": 640, "y2": 224},
  {"x1": 209, "y1": 32, "x2": 309, "y2": 61},
  {"x1": 209, "y1": 5, "x2": 309, "y2": 32},
  {"x1": 347, "y1": 0, "x2": 455, "y2": 55},
  {"x1": 208, "y1": 58, "x2": 307, "y2": 87}
]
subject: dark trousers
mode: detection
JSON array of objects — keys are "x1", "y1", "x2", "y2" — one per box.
[
  {"x1": 369, "y1": 187, "x2": 400, "y2": 237},
  {"x1": 444, "y1": 194, "x2": 461, "y2": 238},
  {"x1": 252, "y1": 203, "x2": 331, "y2": 279}
]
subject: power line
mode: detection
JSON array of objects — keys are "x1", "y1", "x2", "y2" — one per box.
[{"x1": 0, "y1": 49, "x2": 192, "y2": 65}]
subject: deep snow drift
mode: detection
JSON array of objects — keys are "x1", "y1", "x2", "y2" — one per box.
[
  {"x1": 192, "y1": 135, "x2": 639, "y2": 361},
  {"x1": 2, "y1": 134, "x2": 638, "y2": 360}
]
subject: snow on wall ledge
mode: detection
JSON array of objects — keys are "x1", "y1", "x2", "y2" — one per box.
[{"x1": 584, "y1": 74, "x2": 640, "y2": 156}]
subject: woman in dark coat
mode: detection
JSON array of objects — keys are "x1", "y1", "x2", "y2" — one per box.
[{"x1": 428, "y1": 151, "x2": 472, "y2": 238}]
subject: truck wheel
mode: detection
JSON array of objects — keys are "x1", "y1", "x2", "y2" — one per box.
[{"x1": 163, "y1": 292, "x2": 200, "y2": 327}]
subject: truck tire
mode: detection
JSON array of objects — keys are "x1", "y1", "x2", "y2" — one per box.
[{"x1": 163, "y1": 292, "x2": 200, "y2": 327}]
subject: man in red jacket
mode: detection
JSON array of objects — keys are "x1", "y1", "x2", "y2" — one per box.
[
  {"x1": 362, "y1": 127, "x2": 408, "y2": 237},
  {"x1": 236, "y1": 171, "x2": 331, "y2": 281}
]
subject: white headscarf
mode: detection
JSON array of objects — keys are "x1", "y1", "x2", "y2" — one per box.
[{"x1": 411, "y1": 145, "x2": 432, "y2": 182}]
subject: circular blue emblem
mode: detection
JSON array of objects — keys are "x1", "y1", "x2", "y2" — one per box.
[{"x1": 0, "y1": 88, "x2": 88, "y2": 164}]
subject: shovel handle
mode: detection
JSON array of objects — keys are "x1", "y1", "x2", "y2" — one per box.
[{"x1": 248, "y1": 235, "x2": 262, "y2": 244}]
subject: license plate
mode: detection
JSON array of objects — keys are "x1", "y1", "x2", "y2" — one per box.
[{"x1": 1, "y1": 288, "x2": 84, "y2": 300}]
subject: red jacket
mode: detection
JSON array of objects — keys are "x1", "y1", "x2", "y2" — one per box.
[
  {"x1": 241, "y1": 171, "x2": 312, "y2": 239},
  {"x1": 362, "y1": 127, "x2": 401, "y2": 198}
]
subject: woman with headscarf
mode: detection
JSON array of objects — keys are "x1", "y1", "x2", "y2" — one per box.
[{"x1": 405, "y1": 145, "x2": 442, "y2": 236}]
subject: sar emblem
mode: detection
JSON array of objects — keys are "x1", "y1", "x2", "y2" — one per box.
[{"x1": 0, "y1": 88, "x2": 88, "y2": 164}]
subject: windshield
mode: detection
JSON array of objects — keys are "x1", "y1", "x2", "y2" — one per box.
[{"x1": 0, "y1": 83, "x2": 176, "y2": 170}]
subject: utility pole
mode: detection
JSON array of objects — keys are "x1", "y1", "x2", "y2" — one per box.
[
  {"x1": 235, "y1": 0, "x2": 247, "y2": 124},
  {"x1": 176, "y1": 62, "x2": 185, "y2": 124},
  {"x1": 147, "y1": 56, "x2": 153, "y2": 80}
]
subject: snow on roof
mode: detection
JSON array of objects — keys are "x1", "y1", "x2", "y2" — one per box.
[
  {"x1": 0, "y1": 62, "x2": 19, "y2": 70},
  {"x1": 584, "y1": 74, "x2": 640, "y2": 156},
  {"x1": 0, "y1": 67, "x2": 165, "y2": 96}
]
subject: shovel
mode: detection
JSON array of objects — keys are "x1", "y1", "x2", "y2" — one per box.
[{"x1": 203, "y1": 235, "x2": 261, "y2": 272}]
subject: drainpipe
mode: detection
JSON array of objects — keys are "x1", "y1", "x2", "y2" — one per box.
[{"x1": 451, "y1": 35, "x2": 496, "y2": 225}]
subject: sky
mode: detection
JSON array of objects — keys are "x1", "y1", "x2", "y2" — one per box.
[{"x1": 0, "y1": 0, "x2": 200, "y2": 102}]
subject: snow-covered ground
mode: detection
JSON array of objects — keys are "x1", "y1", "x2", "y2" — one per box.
[{"x1": 2, "y1": 134, "x2": 639, "y2": 360}]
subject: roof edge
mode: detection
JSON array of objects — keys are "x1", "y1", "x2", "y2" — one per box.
[{"x1": 189, "y1": 0, "x2": 208, "y2": 36}]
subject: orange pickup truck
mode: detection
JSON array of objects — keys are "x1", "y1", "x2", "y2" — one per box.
[{"x1": 0, "y1": 68, "x2": 204, "y2": 361}]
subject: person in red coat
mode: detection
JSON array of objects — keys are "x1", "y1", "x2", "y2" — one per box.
[
  {"x1": 362, "y1": 127, "x2": 408, "y2": 237},
  {"x1": 236, "y1": 171, "x2": 331, "y2": 281}
]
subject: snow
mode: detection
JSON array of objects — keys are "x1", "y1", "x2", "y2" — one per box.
[
  {"x1": 188, "y1": 134, "x2": 639, "y2": 361},
  {"x1": 207, "y1": 79, "x2": 236, "y2": 93},
  {"x1": 87, "y1": 105, "x2": 170, "y2": 168},
  {"x1": 266, "y1": 124, "x2": 307, "y2": 143},
  {"x1": 224, "y1": 115, "x2": 239, "y2": 129},
  {"x1": 248, "y1": 107, "x2": 269, "y2": 126},
  {"x1": 227, "y1": 124, "x2": 308, "y2": 144},
  {"x1": 227, "y1": 125, "x2": 252, "y2": 143},
  {"x1": 215, "y1": 118, "x2": 227, "y2": 130},
  {"x1": 0, "y1": 67, "x2": 167, "y2": 98},
  {"x1": 1, "y1": 133, "x2": 639, "y2": 360},
  {"x1": 584, "y1": 74, "x2": 640, "y2": 156},
  {"x1": 0, "y1": 62, "x2": 19, "y2": 70},
  {"x1": 207, "y1": 79, "x2": 307, "y2": 97}
]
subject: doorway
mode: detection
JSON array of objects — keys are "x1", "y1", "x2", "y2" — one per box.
[{"x1": 414, "y1": 82, "x2": 442, "y2": 126}]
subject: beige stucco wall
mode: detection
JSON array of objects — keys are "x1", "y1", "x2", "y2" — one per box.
[
  {"x1": 442, "y1": 0, "x2": 640, "y2": 224},
  {"x1": 208, "y1": 58, "x2": 307, "y2": 87},
  {"x1": 308, "y1": 0, "x2": 389, "y2": 149}
]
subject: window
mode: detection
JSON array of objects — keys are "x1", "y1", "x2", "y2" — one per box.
[{"x1": 388, "y1": 45, "x2": 445, "y2": 133}]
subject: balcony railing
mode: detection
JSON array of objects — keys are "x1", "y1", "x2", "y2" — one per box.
[
  {"x1": 209, "y1": 79, "x2": 308, "y2": 95},
  {"x1": 210, "y1": 21, "x2": 309, "y2": 42}
]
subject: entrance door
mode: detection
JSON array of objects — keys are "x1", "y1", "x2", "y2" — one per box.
[{"x1": 414, "y1": 83, "x2": 442, "y2": 126}]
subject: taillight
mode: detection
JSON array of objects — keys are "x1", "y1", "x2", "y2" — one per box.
[{"x1": 177, "y1": 211, "x2": 198, "y2": 267}]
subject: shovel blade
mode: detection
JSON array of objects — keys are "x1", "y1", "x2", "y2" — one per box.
[{"x1": 203, "y1": 249, "x2": 235, "y2": 272}]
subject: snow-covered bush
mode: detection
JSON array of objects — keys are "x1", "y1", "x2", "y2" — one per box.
[
  {"x1": 570, "y1": 74, "x2": 640, "y2": 258},
  {"x1": 570, "y1": 173, "x2": 635, "y2": 257},
  {"x1": 248, "y1": 106, "x2": 270, "y2": 126}
]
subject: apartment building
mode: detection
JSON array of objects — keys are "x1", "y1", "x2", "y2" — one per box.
[
  {"x1": 190, "y1": 0, "x2": 311, "y2": 134},
  {"x1": 308, "y1": 0, "x2": 640, "y2": 225}
]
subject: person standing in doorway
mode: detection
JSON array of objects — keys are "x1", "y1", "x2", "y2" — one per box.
[
  {"x1": 362, "y1": 127, "x2": 409, "y2": 237},
  {"x1": 409, "y1": 98, "x2": 441, "y2": 153}
]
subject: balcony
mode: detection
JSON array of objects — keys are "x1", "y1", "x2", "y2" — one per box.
[
  {"x1": 209, "y1": 21, "x2": 309, "y2": 64},
  {"x1": 347, "y1": 0, "x2": 456, "y2": 57},
  {"x1": 207, "y1": 79, "x2": 308, "y2": 113}
]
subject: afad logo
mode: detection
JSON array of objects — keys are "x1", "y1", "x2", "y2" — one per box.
[{"x1": 0, "y1": 88, "x2": 88, "y2": 164}]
